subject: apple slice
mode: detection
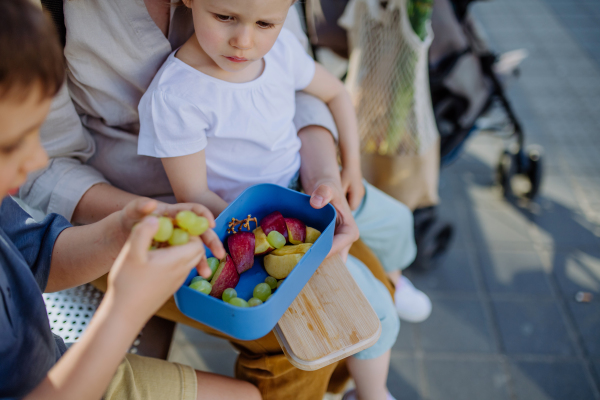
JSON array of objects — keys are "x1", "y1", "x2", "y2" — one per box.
[
  {"x1": 305, "y1": 227, "x2": 321, "y2": 244},
  {"x1": 209, "y1": 255, "x2": 239, "y2": 298},
  {"x1": 271, "y1": 243, "x2": 312, "y2": 256},
  {"x1": 227, "y1": 232, "x2": 255, "y2": 274},
  {"x1": 264, "y1": 253, "x2": 303, "y2": 279},
  {"x1": 260, "y1": 211, "x2": 288, "y2": 241},
  {"x1": 253, "y1": 227, "x2": 274, "y2": 255},
  {"x1": 284, "y1": 217, "x2": 306, "y2": 244}
]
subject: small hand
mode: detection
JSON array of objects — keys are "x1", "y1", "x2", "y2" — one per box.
[
  {"x1": 341, "y1": 165, "x2": 365, "y2": 211},
  {"x1": 308, "y1": 180, "x2": 360, "y2": 261},
  {"x1": 108, "y1": 216, "x2": 206, "y2": 321},
  {"x1": 118, "y1": 198, "x2": 226, "y2": 278}
]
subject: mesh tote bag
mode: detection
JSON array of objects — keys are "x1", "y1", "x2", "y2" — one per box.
[{"x1": 340, "y1": 0, "x2": 440, "y2": 210}]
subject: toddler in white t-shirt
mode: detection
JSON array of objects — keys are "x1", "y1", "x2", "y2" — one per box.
[{"x1": 138, "y1": 1, "x2": 406, "y2": 399}]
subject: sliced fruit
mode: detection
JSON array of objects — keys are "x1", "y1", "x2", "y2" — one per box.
[
  {"x1": 284, "y1": 217, "x2": 306, "y2": 244},
  {"x1": 260, "y1": 211, "x2": 288, "y2": 241},
  {"x1": 209, "y1": 255, "x2": 239, "y2": 298},
  {"x1": 264, "y1": 253, "x2": 303, "y2": 279},
  {"x1": 271, "y1": 243, "x2": 312, "y2": 256},
  {"x1": 305, "y1": 227, "x2": 321, "y2": 244},
  {"x1": 253, "y1": 227, "x2": 275, "y2": 255},
  {"x1": 227, "y1": 231, "x2": 255, "y2": 274}
]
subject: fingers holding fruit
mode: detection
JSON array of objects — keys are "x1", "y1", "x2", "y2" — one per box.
[
  {"x1": 308, "y1": 181, "x2": 359, "y2": 260},
  {"x1": 108, "y1": 217, "x2": 205, "y2": 319}
]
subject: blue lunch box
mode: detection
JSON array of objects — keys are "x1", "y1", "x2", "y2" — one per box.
[{"x1": 174, "y1": 183, "x2": 336, "y2": 340}]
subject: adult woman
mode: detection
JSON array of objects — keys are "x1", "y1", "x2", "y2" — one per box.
[{"x1": 22, "y1": 1, "x2": 417, "y2": 398}]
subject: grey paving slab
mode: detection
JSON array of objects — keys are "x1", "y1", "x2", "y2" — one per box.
[
  {"x1": 492, "y1": 300, "x2": 575, "y2": 356},
  {"x1": 468, "y1": 207, "x2": 536, "y2": 250},
  {"x1": 509, "y1": 360, "x2": 596, "y2": 400},
  {"x1": 550, "y1": 248, "x2": 600, "y2": 301},
  {"x1": 423, "y1": 359, "x2": 510, "y2": 400},
  {"x1": 418, "y1": 298, "x2": 496, "y2": 354},
  {"x1": 387, "y1": 356, "x2": 421, "y2": 400},
  {"x1": 528, "y1": 202, "x2": 600, "y2": 250},
  {"x1": 567, "y1": 301, "x2": 600, "y2": 357},
  {"x1": 392, "y1": 320, "x2": 416, "y2": 352},
  {"x1": 594, "y1": 359, "x2": 600, "y2": 386},
  {"x1": 479, "y1": 250, "x2": 553, "y2": 296},
  {"x1": 404, "y1": 249, "x2": 478, "y2": 293}
]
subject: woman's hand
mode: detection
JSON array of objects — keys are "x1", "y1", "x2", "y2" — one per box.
[
  {"x1": 308, "y1": 179, "x2": 360, "y2": 262},
  {"x1": 341, "y1": 164, "x2": 365, "y2": 211},
  {"x1": 108, "y1": 216, "x2": 206, "y2": 321},
  {"x1": 117, "y1": 198, "x2": 226, "y2": 278}
]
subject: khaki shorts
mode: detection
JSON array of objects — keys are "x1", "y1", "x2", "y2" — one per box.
[{"x1": 104, "y1": 354, "x2": 197, "y2": 400}]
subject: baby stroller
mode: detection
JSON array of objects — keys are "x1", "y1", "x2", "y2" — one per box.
[
  {"x1": 305, "y1": 0, "x2": 543, "y2": 271},
  {"x1": 430, "y1": 0, "x2": 543, "y2": 199}
]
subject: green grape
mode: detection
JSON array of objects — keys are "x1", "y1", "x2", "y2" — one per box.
[
  {"x1": 154, "y1": 216, "x2": 174, "y2": 242},
  {"x1": 253, "y1": 283, "x2": 271, "y2": 302},
  {"x1": 267, "y1": 231, "x2": 286, "y2": 249},
  {"x1": 206, "y1": 257, "x2": 220, "y2": 280},
  {"x1": 229, "y1": 297, "x2": 249, "y2": 307},
  {"x1": 190, "y1": 276, "x2": 205, "y2": 285},
  {"x1": 175, "y1": 210, "x2": 196, "y2": 230},
  {"x1": 265, "y1": 276, "x2": 278, "y2": 290},
  {"x1": 248, "y1": 298, "x2": 263, "y2": 307},
  {"x1": 265, "y1": 294, "x2": 272, "y2": 301},
  {"x1": 222, "y1": 288, "x2": 237, "y2": 303},
  {"x1": 277, "y1": 280, "x2": 284, "y2": 289},
  {"x1": 190, "y1": 280, "x2": 212, "y2": 295},
  {"x1": 187, "y1": 216, "x2": 209, "y2": 236},
  {"x1": 168, "y1": 228, "x2": 189, "y2": 246}
]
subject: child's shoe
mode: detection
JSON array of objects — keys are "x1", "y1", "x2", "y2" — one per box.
[
  {"x1": 394, "y1": 275, "x2": 432, "y2": 323},
  {"x1": 341, "y1": 389, "x2": 397, "y2": 400}
]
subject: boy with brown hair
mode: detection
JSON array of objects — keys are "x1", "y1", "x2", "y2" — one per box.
[{"x1": 0, "y1": 1, "x2": 260, "y2": 399}]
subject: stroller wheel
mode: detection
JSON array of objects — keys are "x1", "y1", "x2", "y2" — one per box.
[
  {"x1": 524, "y1": 147, "x2": 543, "y2": 199},
  {"x1": 497, "y1": 149, "x2": 516, "y2": 197}
]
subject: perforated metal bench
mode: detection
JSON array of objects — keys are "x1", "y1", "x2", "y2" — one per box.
[{"x1": 44, "y1": 284, "x2": 175, "y2": 359}]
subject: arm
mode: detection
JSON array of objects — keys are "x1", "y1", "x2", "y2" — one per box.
[
  {"x1": 302, "y1": 64, "x2": 365, "y2": 210},
  {"x1": 47, "y1": 198, "x2": 226, "y2": 292},
  {"x1": 18, "y1": 83, "x2": 118, "y2": 224},
  {"x1": 298, "y1": 126, "x2": 359, "y2": 261},
  {"x1": 26, "y1": 217, "x2": 206, "y2": 400},
  {"x1": 161, "y1": 151, "x2": 229, "y2": 217}
]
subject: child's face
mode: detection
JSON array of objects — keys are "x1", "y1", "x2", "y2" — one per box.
[
  {"x1": 185, "y1": 0, "x2": 291, "y2": 74},
  {"x1": 0, "y1": 85, "x2": 50, "y2": 199}
]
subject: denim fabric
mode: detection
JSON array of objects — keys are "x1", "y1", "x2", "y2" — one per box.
[{"x1": 0, "y1": 197, "x2": 70, "y2": 398}]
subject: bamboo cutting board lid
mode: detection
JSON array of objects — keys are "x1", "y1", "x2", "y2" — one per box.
[{"x1": 274, "y1": 254, "x2": 381, "y2": 371}]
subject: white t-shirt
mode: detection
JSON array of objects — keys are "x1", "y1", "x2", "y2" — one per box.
[{"x1": 138, "y1": 29, "x2": 316, "y2": 203}]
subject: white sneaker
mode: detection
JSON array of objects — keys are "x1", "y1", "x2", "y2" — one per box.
[{"x1": 394, "y1": 276, "x2": 432, "y2": 323}]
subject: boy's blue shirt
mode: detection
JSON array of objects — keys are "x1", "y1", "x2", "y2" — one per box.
[{"x1": 0, "y1": 197, "x2": 71, "y2": 399}]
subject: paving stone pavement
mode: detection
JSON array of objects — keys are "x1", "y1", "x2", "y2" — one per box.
[{"x1": 168, "y1": 1, "x2": 600, "y2": 399}]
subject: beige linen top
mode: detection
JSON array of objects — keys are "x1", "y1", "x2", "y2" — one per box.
[{"x1": 21, "y1": 1, "x2": 337, "y2": 221}]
